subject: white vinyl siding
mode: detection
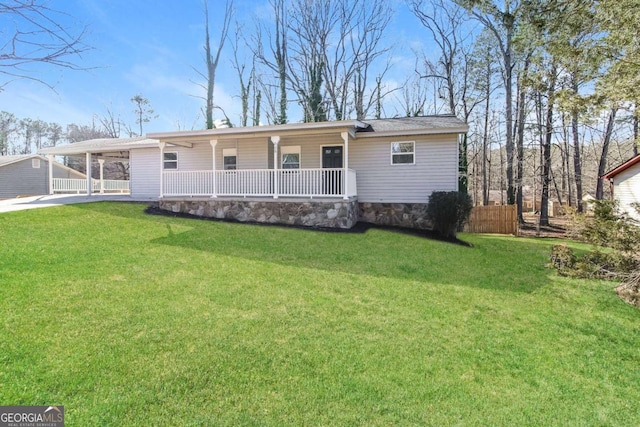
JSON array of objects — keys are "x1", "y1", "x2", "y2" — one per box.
[
  {"x1": 216, "y1": 138, "x2": 267, "y2": 170},
  {"x1": 281, "y1": 134, "x2": 343, "y2": 168},
  {"x1": 130, "y1": 148, "x2": 160, "y2": 198},
  {"x1": 391, "y1": 141, "x2": 415, "y2": 165},
  {"x1": 177, "y1": 144, "x2": 212, "y2": 171},
  {"x1": 613, "y1": 163, "x2": 640, "y2": 222},
  {"x1": 163, "y1": 152, "x2": 178, "y2": 169},
  {"x1": 350, "y1": 134, "x2": 458, "y2": 203}
]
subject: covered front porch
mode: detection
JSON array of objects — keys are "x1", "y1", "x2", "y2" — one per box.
[
  {"x1": 156, "y1": 130, "x2": 360, "y2": 200},
  {"x1": 161, "y1": 168, "x2": 357, "y2": 199},
  {"x1": 152, "y1": 126, "x2": 363, "y2": 228}
]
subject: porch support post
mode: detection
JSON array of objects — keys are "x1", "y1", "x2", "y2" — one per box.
[
  {"x1": 98, "y1": 159, "x2": 105, "y2": 194},
  {"x1": 341, "y1": 131, "x2": 349, "y2": 199},
  {"x1": 85, "y1": 152, "x2": 92, "y2": 196},
  {"x1": 210, "y1": 139, "x2": 218, "y2": 198},
  {"x1": 47, "y1": 154, "x2": 54, "y2": 194},
  {"x1": 159, "y1": 142, "x2": 166, "y2": 198},
  {"x1": 271, "y1": 136, "x2": 280, "y2": 199}
]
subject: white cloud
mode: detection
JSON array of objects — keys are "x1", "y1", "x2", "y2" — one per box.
[{"x1": 1, "y1": 81, "x2": 95, "y2": 125}]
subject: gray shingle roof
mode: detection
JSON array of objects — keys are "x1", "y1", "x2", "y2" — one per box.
[{"x1": 360, "y1": 115, "x2": 468, "y2": 133}]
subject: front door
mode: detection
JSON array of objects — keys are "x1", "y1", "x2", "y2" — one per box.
[{"x1": 322, "y1": 146, "x2": 343, "y2": 195}]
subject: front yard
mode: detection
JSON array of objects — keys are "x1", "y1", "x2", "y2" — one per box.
[{"x1": 1, "y1": 202, "x2": 638, "y2": 426}]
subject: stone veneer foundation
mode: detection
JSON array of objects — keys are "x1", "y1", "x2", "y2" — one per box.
[
  {"x1": 159, "y1": 198, "x2": 432, "y2": 230},
  {"x1": 160, "y1": 197, "x2": 359, "y2": 229},
  {"x1": 358, "y1": 202, "x2": 431, "y2": 230}
]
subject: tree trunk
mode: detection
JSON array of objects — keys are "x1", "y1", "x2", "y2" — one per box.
[
  {"x1": 572, "y1": 104, "x2": 584, "y2": 212},
  {"x1": 539, "y1": 64, "x2": 557, "y2": 227},
  {"x1": 595, "y1": 107, "x2": 618, "y2": 199},
  {"x1": 482, "y1": 91, "x2": 490, "y2": 205},
  {"x1": 515, "y1": 57, "x2": 529, "y2": 223},
  {"x1": 504, "y1": 33, "x2": 515, "y2": 206}
]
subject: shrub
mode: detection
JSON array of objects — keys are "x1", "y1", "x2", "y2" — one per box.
[
  {"x1": 426, "y1": 191, "x2": 473, "y2": 239},
  {"x1": 580, "y1": 199, "x2": 640, "y2": 252},
  {"x1": 550, "y1": 244, "x2": 576, "y2": 276},
  {"x1": 552, "y1": 199, "x2": 640, "y2": 306}
]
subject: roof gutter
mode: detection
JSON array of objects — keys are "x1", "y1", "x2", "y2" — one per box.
[{"x1": 354, "y1": 126, "x2": 469, "y2": 138}]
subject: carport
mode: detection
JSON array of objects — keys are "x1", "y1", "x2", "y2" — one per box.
[{"x1": 39, "y1": 137, "x2": 159, "y2": 196}]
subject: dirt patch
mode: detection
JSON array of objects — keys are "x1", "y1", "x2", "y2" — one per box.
[{"x1": 518, "y1": 213, "x2": 569, "y2": 238}]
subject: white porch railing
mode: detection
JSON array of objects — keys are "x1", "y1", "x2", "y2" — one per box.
[
  {"x1": 162, "y1": 168, "x2": 357, "y2": 198},
  {"x1": 52, "y1": 178, "x2": 130, "y2": 193}
]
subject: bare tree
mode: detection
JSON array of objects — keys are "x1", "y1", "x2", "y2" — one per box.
[
  {"x1": 411, "y1": 0, "x2": 486, "y2": 193},
  {"x1": 399, "y1": 74, "x2": 428, "y2": 117},
  {"x1": 197, "y1": 0, "x2": 233, "y2": 129},
  {"x1": 252, "y1": 0, "x2": 289, "y2": 124},
  {"x1": 287, "y1": 0, "x2": 393, "y2": 121},
  {"x1": 231, "y1": 21, "x2": 254, "y2": 127},
  {"x1": 0, "y1": 0, "x2": 91, "y2": 90}
]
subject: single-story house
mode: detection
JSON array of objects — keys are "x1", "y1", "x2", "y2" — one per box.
[
  {"x1": 0, "y1": 154, "x2": 86, "y2": 199},
  {"x1": 602, "y1": 154, "x2": 640, "y2": 223},
  {"x1": 40, "y1": 116, "x2": 468, "y2": 229}
]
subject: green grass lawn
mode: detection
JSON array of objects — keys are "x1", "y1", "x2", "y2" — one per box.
[{"x1": 1, "y1": 202, "x2": 639, "y2": 426}]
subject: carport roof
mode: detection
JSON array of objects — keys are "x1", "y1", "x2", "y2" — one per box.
[{"x1": 39, "y1": 137, "x2": 159, "y2": 155}]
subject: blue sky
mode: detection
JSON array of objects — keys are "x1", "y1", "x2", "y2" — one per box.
[{"x1": 2, "y1": 0, "x2": 431, "y2": 134}]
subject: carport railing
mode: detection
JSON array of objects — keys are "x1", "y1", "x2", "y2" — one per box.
[{"x1": 52, "y1": 178, "x2": 130, "y2": 194}]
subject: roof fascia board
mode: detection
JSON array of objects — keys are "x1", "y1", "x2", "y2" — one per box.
[
  {"x1": 602, "y1": 155, "x2": 640, "y2": 179},
  {"x1": 355, "y1": 126, "x2": 469, "y2": 139},
  {"x1": 39, "y1": 142, "x2": 159, "y2": 155}
]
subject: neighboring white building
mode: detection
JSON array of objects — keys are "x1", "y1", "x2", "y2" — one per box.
[
  {"x1": 40, "y1": 116, "x2": 468, "y2": 229},
  {"x1": 602, "y1": 154, "x2": 640, "y2": 223}
]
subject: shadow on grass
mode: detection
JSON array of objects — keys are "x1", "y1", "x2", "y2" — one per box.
[{"x1": 72, "y1": 202, "x2": 550, "y2": 293}]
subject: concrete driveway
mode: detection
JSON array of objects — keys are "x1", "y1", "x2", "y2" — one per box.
[{"x1": 0, "y1": 194, "x2": 157, "y2": 213}]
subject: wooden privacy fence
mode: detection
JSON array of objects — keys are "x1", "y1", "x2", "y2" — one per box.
[{"x1": 464, "y1": 205, "x2": 518, "y2": 235}]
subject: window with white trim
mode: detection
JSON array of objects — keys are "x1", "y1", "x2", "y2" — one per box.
[
  {"x1": 391, "y1": 141, "x2": 415, "y2": 165},
  {"x1": 281, "y1": 146, "x2": 301, "y2": 169},
  {"x1": 223, "y1": 148, "x2": 237, "y2": 170},
  {"x1": 32, "y1": 158, "x2": 41, "y2": 168},
  {"x1": 163, "y1": 152, "x2": 178, "y2": 170}
]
